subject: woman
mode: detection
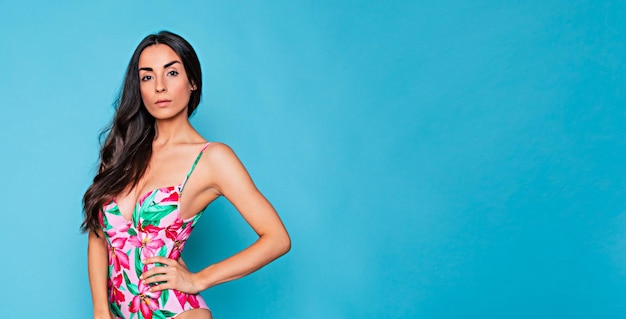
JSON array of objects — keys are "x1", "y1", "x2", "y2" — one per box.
[{"x1": 82, "y1": 31, "x2": 291, "y2": 319}]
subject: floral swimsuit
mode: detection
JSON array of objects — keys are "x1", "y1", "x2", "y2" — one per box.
[{"x1": 100, "y1": 143, "x2": 211, "y2": 319}]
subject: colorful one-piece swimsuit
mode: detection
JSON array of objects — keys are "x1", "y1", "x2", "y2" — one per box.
[{"x1": 100, "y1": 143, "x2": 211, "y2": 319}]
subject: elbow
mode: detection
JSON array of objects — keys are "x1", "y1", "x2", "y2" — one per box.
[
  {"x1": 276, "y1": 231, "x2": 291, "y2": 257},
  {"x1": 261, "y1": 228, "x2": 291, "y2": 258},
  {"x1": 282, "y1": 234, "x2": 291, "y2": 255}
]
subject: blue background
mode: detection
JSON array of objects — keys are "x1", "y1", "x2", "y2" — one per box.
[{"x1": 1, "y1": 1, "x2": 625, "y2": 318}]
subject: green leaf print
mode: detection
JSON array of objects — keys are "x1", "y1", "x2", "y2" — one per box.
[
  {"x1": 135, "y1": 247, "x2": 143, "y2": 278},
  {"x1": 127, "y1": 227, "x2": 137, "y2": 236},
  {"x1": 110, "y1": 302, "x2": 124, "y2": 318},
  {"x1": 123, "y1": 271, "x2": 139, "y2": 295},
  {"x1": 141, "y1": 219, "x2": 154, "y2": 226},
  {"x1": 155, "y1": 245, "x2": 168, "y2": 268},
  {"x1": 102, "y1": 211, "x2": 114, "y2": 231},
  {"x1": 109, "y1": 205, "x2": 122, "y2": 216},
  {"x1": 161, "y1": 310, "x2": 177, "y2": 317},
  {"x1": 140, "y1": 190, "x2": 159, "y2": 208},
  {"x1": 141, "y1": 203, "x2": 177, "y2": 222},
  {"x1": 160, "y1": 289, "x2": 169, "y2": 308},
  {"x1": 132, "y1": 203, "x2": 141, "y2": 228},
  {"x1": 157, "y1": 245, "x2": 167, "y2": 257},
  {"x1": 153, "y1": 310, "x2": 167, "y2": 319}
]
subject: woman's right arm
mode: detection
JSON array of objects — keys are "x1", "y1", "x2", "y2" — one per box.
[{"x1": 88, "y1": 229, "x2": 112, "y2": 319}]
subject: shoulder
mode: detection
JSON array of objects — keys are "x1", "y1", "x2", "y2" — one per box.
[
  {"x1": 198, "y1": 142, "x2": 251, "y2": 189},
  {"x1": 203, "y1": 142, "x2": 236, "y2": 158},
  {"x1": 201, "y1": 142, "x2": 243, "y2": 167}
]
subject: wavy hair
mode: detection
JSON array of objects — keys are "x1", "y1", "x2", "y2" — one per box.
[{"x1": 81, "y1": 31, "x2": 202, "y2": 234}]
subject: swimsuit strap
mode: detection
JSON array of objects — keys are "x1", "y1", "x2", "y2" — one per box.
[{"x1": 181, "y1": 142, "x2": 211, "y2": 192}]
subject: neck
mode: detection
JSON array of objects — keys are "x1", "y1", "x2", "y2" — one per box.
[{"x1": 153, "y1": 116, "x2": 197, "y2": 147}]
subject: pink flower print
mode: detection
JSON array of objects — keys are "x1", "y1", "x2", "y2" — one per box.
[
  {"x1": 167, "y1": 222, "x2": 193, "y2": 260},
  {"x1": 178, "y1": 222, "x2": 193, "y2": 241},
  {"x1": 129, "y1": 280, "x2": 161, "y2": 319},
  {"x1": 119, "y1": 221, "x2": 131, "y2": 232},
  {"x1": 174, "y1": 290, "x2": 200, "y2": 308},
  {"x1": 129, "y1": 231, "x2": 165, "y2": 260},
  {"x1": 138, "y1": 189, "x2": 159, "y2": 207},
  {"x1": 168, "y1": 246, "x2": 182, "y2": 261},
  {"x1": 164, "y1": 218, "x2": 183, "y2": 241},
  {"x1": 108, "y1": 238, "x2": 130, "y2": 272},
  {"x1": 136, "y1": 220, "x2": 161, "y2": 234},
  {"x1": 106, "y1": 221, "x2": 130, "y2": 238},
  {"x1": 108, "y1": 274, "x2": 125, "y2": 303},
  {"x1": 161, "y1": 189, "x2": 179, "y2": 203},
  {"x1": 141, "y1": 223, "x2": 161, "y2": 234}
]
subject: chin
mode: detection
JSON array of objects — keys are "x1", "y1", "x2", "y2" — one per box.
[{"x1": 147, "y1": 108, "x2": 188, "y2": 121}]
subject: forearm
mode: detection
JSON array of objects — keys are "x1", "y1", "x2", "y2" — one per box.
[
  {"x1": 88, "y1": 230, "x2": 111, "y2": 317},
  {"x1": 196, "y1": 232, "x2": 290, "y2": 290}
]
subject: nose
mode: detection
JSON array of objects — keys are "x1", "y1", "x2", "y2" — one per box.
[{"x1": 155, "y1": 77, "x2": 167, "y2": 93}]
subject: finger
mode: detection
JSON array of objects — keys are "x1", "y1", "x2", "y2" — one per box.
[
  {"x1": 143, "y1": 274, "x2": 169, "y2": 285},
  {"x1": 150, "y1": 281, "x2": 174, "y2": 292},
  {"x1": 140, "y1": 266, "x2": 169, "y2": 279},
  {"x1": 143, "y1": 256, "x2": 174, "y2": 266}
]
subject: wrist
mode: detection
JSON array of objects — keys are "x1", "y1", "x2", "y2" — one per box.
[{"x1": 196, "y1": 264, "x2": 216, "y2": 291}]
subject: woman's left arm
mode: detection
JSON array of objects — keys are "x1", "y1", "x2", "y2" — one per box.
[{"x1": 142, "y1": 143, "x2": 291, "y2": 293}]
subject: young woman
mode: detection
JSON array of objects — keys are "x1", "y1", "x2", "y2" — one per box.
[{"x1": 81, "y1": 31, "x2": 291, "y2": 319}]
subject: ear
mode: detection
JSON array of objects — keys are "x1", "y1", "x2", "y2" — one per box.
[{"x1": 191, "y1": 81, "x2": 197, "y2": 91}]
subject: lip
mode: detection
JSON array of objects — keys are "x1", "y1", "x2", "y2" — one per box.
[{"x1": 155, "y1": 99, "x2": 171, "y2": 106}]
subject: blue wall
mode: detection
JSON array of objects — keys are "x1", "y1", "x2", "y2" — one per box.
[{"x1": 1, "y1": 1, "x2": 625, "y2": 318}]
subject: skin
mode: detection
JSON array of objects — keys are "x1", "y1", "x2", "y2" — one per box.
[
  {"x1": 89, "y1": 44, "x2": 291, "y2": 319},
  {"x1": 89, "y1": 228, "x2": 113, "y2": 318}
]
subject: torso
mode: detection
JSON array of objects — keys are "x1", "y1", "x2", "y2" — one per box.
[{"x1": 100, "y1": 142, "x2": 215, "y2": 319}]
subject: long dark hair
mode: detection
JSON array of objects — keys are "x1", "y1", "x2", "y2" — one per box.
[{"x1": 81, "y1": 31, "x2": 202, "y2": 234}]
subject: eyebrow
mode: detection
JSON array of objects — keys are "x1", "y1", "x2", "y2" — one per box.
[{"x1": 138, "y1": 60, "x2": 181, "y2": 72}]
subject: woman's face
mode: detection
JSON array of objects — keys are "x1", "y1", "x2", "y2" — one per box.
[{"x1": 138, "y1": 44, "x2": 196, "y2": 120}]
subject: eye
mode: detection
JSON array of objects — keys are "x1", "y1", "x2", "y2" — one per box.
[
  {"x1": 141, "y1": 75, "x2": 153, "y2": 82},
  {"x1": 168, "y1": 70, "x2": 179, "y2": 76}
]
